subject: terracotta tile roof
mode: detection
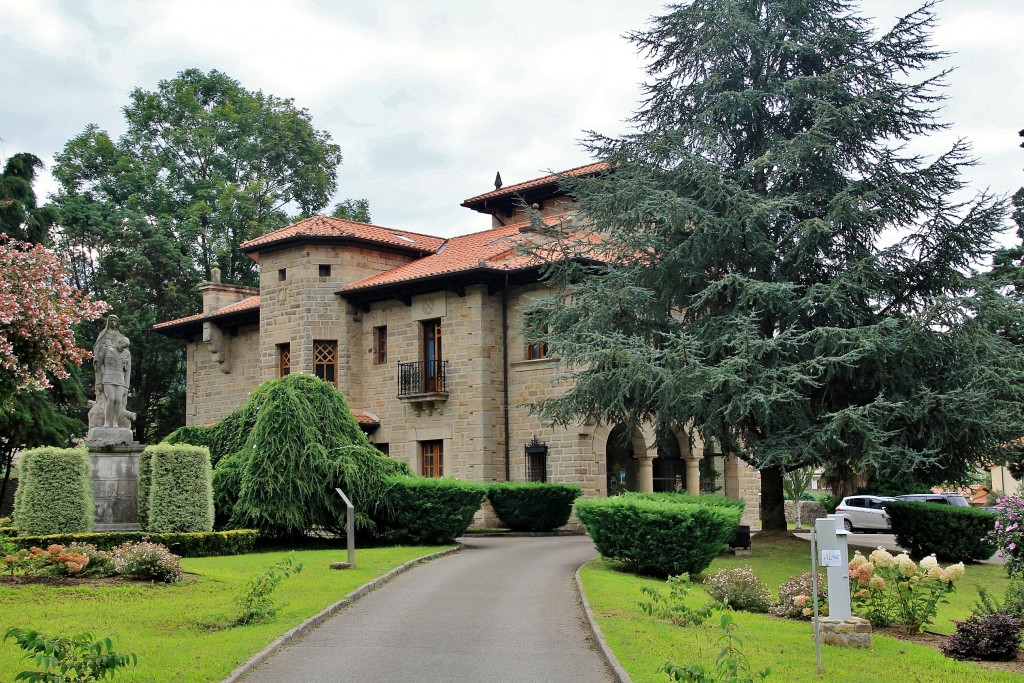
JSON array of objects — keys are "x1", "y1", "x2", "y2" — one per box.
[
  {"x1": 340, "y1": 214, "x2": 604, "y2": 292},
  {"x1": 461, "y1": 161, "x2": 608, "y2": 207},
  {"x1": 153, "y1": 295, "x2": 260, "y2": 330},
  {"x1": 351, "y1": 410, "x2": 380, "y2": 426},
  {"x1": 240, "y1": 215, "x2": 446, "y2": 254}
]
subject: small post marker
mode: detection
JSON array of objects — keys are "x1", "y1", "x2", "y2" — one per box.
[{"x1": 331, "y1": 487, "x2": 356, "y2": 570}]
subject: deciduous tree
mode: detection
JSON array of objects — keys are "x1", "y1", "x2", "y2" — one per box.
[{"x1": 526, "y1": 1, "x2": 1024, "y2": 529}]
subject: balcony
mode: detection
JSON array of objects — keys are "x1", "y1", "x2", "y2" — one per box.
[{"x1": 397, "y1": 360, "x2": 449, "y2": 415}]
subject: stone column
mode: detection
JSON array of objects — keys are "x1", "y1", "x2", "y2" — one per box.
[
  {"x1": 684, "y1": 456, "x2": 702, "y2": 495},
  {"x1": 636, "y1": 454, "x2": 655, "y2": 493}
]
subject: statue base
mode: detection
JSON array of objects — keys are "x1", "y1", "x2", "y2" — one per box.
[
  {"x1": 89, "y1": 445, "x2": 143, "y2": 531},
  {"x1": 85, "y1": 427, "x2": 138, "y2": 449}
]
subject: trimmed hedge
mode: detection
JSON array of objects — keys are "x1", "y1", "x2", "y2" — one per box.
[
  {"x1": 574, "y1": 495, "x2": 741, "y2": 577},
  {"x1": 886, "y1": 500, "x2": 996, "y2": 562},
  {"x1": 377, "y1": 476, "x2": 485, "y2": 544},
  {"x1": 623, "y1": 491, "x2": 745, "y2": 512},
  {"x1": 486, "y1": 482, "x2": 583, "y2": 532},
  {"x1": 4, "y1": 529, "x2": 258, "y2": 557},
  {"x1": 145, "y1": 444, "x2": 214, "y2": 533},
  {"x1": 14, "y1": 447, "x2": 94, "y2": 536},
  {"x1": 137, "y1": 447, "x2": 153, "y2": 526}
]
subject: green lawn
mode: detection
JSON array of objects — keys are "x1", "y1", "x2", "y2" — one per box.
[
  {"x1": 579, "y1": 534, "x2": 1018, "y2": 683},
  {"x1": 0, "y1": 545, "x2": 449, "y2": 682}
]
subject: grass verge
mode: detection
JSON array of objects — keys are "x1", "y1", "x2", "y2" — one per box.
[
  {"x1": 579, "y1": 533, "x2": 1018, "y2": 682},
  {"x1": 0, "y1": 545, "x2": 448, "y2": 682}
]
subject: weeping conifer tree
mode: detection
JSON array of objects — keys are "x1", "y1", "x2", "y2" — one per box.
[
  {"x1": 205, "y1": 373, "x2": 408, "y2": 539},
  {"x1": 525, "y1": 0, "x2": 1024, "y2": 529}
]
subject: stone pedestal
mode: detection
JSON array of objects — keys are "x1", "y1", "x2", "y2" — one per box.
[
  {"x1": 88, "y1": 444, "x2": 143, "y2": 531},
  {"x1": 815, "y1": 616, "x2": 872, "y2": 648}
]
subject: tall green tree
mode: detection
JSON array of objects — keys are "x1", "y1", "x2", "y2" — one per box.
[
  {"x1": 525, "y1": 1, "x2": 1024, "y2": 529},
  {"x1": 0, "y1": 152, "x2": 58, "y2": 244},
  {"x1": 50, "y1": 69, "x2": 347, "y2": 441}
]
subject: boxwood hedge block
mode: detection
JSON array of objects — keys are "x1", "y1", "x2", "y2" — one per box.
[
  {"x1": 6, "y1": 529, "x2": 258, "y2": 557},
  {"x1": 377, "y1": 476, "x2": 485, "y2": 544},
  {"x1": 137, "y1": 447, "x2": 153, "y2": 526},
  {"x1": 574, "y1": 495, "x2": 740, "y2": 577},
  {"x1": 885, "y1": 500, "x2": 996, "y2": 562},
  {"x1": 486, "y1": 482, "x2": 583, "y2": 531},
  {"x1": 14, "y1": 447, "x2": 94, "y2": 536},
  {"x1": 145, "y1": 444, "x2": 214, "y2": 533}
]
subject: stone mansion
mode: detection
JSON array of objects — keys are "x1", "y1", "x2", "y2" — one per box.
[{"x1": 155, "y1": 163, "x2": 760, "y2": 525}]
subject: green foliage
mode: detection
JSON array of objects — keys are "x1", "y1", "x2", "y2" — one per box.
[
  {"x1": 626, "y1": 491, "x2": 745, "y2": 512},
  {"x1": 660, "y1": 613, "x2": 771, "y2": 683},
  {"x1": 144, "y1": 444, "x2": 214, "y2": 533},
  {"x1": 942, "y1": 612, "x2": 1023, "y2": 662},
  {"x1": 109, "y1": 539, "x2": 182, "y2": 583},
  {"x1": 5, "y1": 530, "x2": 258, "y2": 558},
  {"x1": 523, "y1": 0, "x2": 1024, "y2": 533},
  {"x1": 204, "y1": 374, "x2": 407, "y2": 538},
  {"x1": 232, "y1": 555, "x2": 303, "y2": 626},
  {"x1": 485, "y1": 482, "x2": 582, "y2": 531},
  {"x1": 136, "y1": 448, "x2": 152, "y2": 527},
  {"x1": 640, "y1": 573, "x2": 723, "y2": 627},
  {"x1": 704, "y1": 567, "x2": 772, "y2": 613},
  {"x1": 0, "y1": 152, "x2": 57, "y2": 244},
  {"x1": 330, "y1": 198, "x2": 371, "y2": 223},
  {"x1": 2, "y1": 628, "x2": 137, "y2": 682},
  {"x1": 162, "y1": 425, "x2": 218, "y2": 455},
  {"x1": 574, "y1": 495, "x2": 740, "y2": 577},
  {"x1": 808, "y1": 492, "x2": 837, "y2": 514},
  {"x1": 771, "y1": 572, "x2": 827, "y2": 620},
  {"x1": 14, "y1": 447, "x2": 94, "y2": 536},
  {"x1": 376, "y1": 476, "x2": 485, "y2": 544},
  {"x1": 886, "y1": 501, "x2": 996, "y2": 562},
  {"x1": 854, "y1": 471, "x2": 932, "y2": 498}
]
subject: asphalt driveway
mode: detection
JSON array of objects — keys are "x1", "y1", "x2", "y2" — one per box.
[{"x1": 240, "y1": 535, "x2": 616, "y2": 683}]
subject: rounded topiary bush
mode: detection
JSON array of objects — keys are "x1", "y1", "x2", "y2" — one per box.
[
  {"x1": 145, "y1": 443, "x2": 214, "y2": 532},
  {"x1": 575, "y1": 494, "x2": 740, "y2": 577},
  {"x1": 486, "y1": 482, "x2": 582, "y2": 532},
  {"x1": 377, "y1": 476, "x2": 485, "y2": 544},
  {"x1": 14, "y1": 446, "x2": 94, "y2": 536}
]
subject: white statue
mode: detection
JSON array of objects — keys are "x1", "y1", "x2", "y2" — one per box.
[{"x1": 92, "y1": 315, "x2": 136, "y2": 432}]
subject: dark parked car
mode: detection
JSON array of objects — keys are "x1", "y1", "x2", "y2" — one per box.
[
  {"x1": 834, "y1": 495, "x2": 895, "y2": 532},
  {"x1": 896, "y1": 493, "x2": 970, "y2": 507}
]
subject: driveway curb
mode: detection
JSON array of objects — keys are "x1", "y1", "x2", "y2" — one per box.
[
  {"x1": 221, "y1": 546, "x2": 462, "y2": 683},
  {"x1": 576, "y1": 567, "x2": 632, "y2": 683}
]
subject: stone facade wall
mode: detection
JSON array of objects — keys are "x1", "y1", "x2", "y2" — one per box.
[
  {"x1": 186, "y1": 323, "x2": 261, "y2": 426},
  {"x1": 785, "y1": 500, "x2": 827, "y2": 525}
]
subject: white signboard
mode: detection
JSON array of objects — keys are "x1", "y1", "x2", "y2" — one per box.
[{"x1": 820, "y1": 549, "x2": 842, "y2": 567}]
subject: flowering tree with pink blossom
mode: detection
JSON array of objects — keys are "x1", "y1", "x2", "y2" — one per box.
[
  {"x1": 989, "y1": 495, "x2": 1024, "y2": 578},
  {"x1": 0, "y1": 236, "x2": 109, "y2": 409}
]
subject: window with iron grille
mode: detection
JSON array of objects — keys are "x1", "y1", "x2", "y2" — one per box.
[
  {"x1": 278, "y1": 343, "x2": 291, "y2": 377},
  {"x1": 421, "y1": 440, "x2": 443, "y2": 478},
  {"x1": 313, "y1": 340, "x2": 338, "y2": 387},
  {"x1": 525, "y1": 436, "x2": 548, "y2": 482},
  {"x1": 374, "y1": 326, "x2": 388, "y2": 364}
]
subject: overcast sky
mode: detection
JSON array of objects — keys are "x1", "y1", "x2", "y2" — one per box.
[{"x1": 2, "y1": 0, "x2": 1022, "y2": 239}]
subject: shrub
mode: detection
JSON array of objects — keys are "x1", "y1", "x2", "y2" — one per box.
[
  {"x1": 4, "y1": 529, "x2": 258, "y2": 558},
  {"x1": 1, "y1": 544, "x2": 90, "y2": 580},
  {"x1": 67, "y1": 542, "x2": 116, "y2": 578},
  {"x1": 988, "y1": 494, "x2": 1024, "y2": 577},
  {"x1": 109, "y1": 539, "x2": 182, "y2": 583},
  {"x1": 232, "y1": 555, "x2": 303, "y2": 626},
  {"x1": 486, "y1": 482, "x2": 582, "y2": 531},
  {"x1": 704, "y1": 566, "x2": 772, "y2": 613},
  {"x1": 942, "y1": 612, "x2": 1023, "y2": 661},
  {"x1": 886, "y1": 500, "x2": 996, "y2": 562},
  {"x1": 376, "y1": 476, "x2": 485, "y2": 544},
  {"x1": 574, "y1": 495, "x2": 740, "y2": 577},
  {"x1": 661, "y1": 613, "x2": 770, "y2": 683},
  {"x1": 14, "y1": 447, "x2": 94, "y2": 536},
  {"x1": 773, "y1": 571, "x2": 827, "y2": 619},
  {"x1": 145, "y1": 444, "x2": 214, "y2": 532},
  {"x1": 2, "y1": 627, "x2": 137, "y2": 682},
  {"x1": 137, "y1": 447, "x2": 152, "y2": 527},
  {"x1": 163, "y1": 424, "x2": 218, "y2": 454},
  {"x1": 848, "y1": 547, "x2": 965, "y2": 632},
  {"x1": 626, "y1": 491, "x2": 745, "y2": 511}
]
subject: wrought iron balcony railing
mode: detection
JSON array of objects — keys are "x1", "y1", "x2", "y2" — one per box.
[{"x1": 398, "y1": 360, "x2": 448, "y2": 397}]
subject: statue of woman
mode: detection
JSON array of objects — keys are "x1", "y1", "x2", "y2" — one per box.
[{"x1": 93, "y1": 315, "x2": 132, "y2": 429}]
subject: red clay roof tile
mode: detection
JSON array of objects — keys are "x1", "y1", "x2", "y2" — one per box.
[
  {"x1": 240, "y1": 215, "x2": 446, "y2": 253},
  {"x1": 461, "y1": 161, "x2": 608, "y2": 207},
  {"x1": 153, "y1": 295, "x2": 261, "y2": 330}
]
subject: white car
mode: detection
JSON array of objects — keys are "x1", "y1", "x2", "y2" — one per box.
[{"x1": 834, "y1": 495, "x2": 896, "y2": 532}]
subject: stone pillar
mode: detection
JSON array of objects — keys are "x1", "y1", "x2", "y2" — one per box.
[
  {"x1": 89, "y1": 445, "x2": 143, "y2": 531},
  {"x1": 636, "y1": 455, "x2": 655, "y2": 493},
  {"x1": 684, "y1": 456, "x2": 702, "y2": 495}
]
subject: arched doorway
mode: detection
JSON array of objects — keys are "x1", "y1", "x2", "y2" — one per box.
[
  {"x1": 606, "y1": 424, "x2": 637, "y2": 495},
  {"x1": 653, "y1": 433, "x2": 684, "y2": 492}
]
